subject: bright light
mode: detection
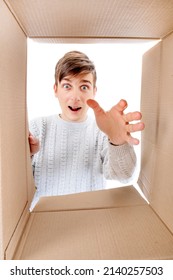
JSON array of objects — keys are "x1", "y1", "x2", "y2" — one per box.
[{"x1": 27, "y1": 39, "x2": 159, "y2": 188}]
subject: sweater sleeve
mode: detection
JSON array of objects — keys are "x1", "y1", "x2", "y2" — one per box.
[
  {"x1": 29, "y1": 119, "x2": 41, "y2": 139},
  {"x1": 101, "y1": 137, "x2": 137, "y2": 183}
]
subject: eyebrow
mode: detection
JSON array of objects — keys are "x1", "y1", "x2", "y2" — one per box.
[
  {"x1": 61, "y1": 78, "x2": 92, "y2": 85},
  {"x1": 61, "y1": 78, "x2": 71, "y2": 83},
  {"x1": 81, "y1": 79, "x2": 92, "y2": 85}
]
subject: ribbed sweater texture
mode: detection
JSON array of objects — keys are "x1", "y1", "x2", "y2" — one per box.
[{"x1": 29, "y1": 115, "x2": 136, "y2": 209}]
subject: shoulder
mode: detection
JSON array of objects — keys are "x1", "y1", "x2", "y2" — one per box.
[
  {"x1": 30, "y1": 115, "x2": 56, "y2": 126},
  {"x1": 29, "y1": 115, "x2": 57, "y2": 135}
]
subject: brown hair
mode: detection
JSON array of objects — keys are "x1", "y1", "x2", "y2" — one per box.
[{"x1": 54, "y1": 51, "x2": 97, "y2": 86}]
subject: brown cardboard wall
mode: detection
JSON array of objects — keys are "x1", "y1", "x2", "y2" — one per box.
[
  {"x1": 138, "y1": 42, "x2": 161, "y2": 199},
  {"x1": 14, "y1": 202, "x2": 173, "y2": 260},
  {"x1": 0, "y1": 1, "x2": 29, "y2": 259},
  {"x1": 4, "y1": 0, "x2": 173, "y2": 39},
  {"x1": 139, "y1": 32, "x2": 173, "y2": 233},
  {"x1": 1, "y1": 0, "x2": 173, "y2": 260},
  {"x1": 150, "y1": 33, "x2": 173, "y2": 233}
]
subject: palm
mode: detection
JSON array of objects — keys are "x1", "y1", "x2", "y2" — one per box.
[{"x1": 87, "y1": 99, "x2": 144, "y2": 145}]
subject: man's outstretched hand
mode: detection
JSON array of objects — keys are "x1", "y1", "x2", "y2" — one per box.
[{"x1": 87, "y1": 99, "x2": 145, "y2": 145}]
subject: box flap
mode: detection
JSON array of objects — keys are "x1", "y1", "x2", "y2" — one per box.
[
  {"x1": 139, "y1": 32, "x2": 173, "y2": 233},
  {"x1": 0, "y1": 0, "x2": 35, "y2": 260},
  {"x1": 4, "y1": 0, "x2": 173, "y2": 39},
  {"x1": 33, "y1": 186, "x2": 147, "y2": 212},
  {"x1": 138, "y1": 41, "x2": 161, "y2": 199},
  {"x1": 14, "y1": 203, "x2": 173, "y2": 260}
]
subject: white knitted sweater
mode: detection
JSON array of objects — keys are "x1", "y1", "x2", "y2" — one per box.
[{"x1": 29, "y1": 115, "x2": 136, "y2": 209}]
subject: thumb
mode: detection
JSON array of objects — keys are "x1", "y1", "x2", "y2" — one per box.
[{"x1": 87, "y1": 99, "x2": 105, "y2": 116}]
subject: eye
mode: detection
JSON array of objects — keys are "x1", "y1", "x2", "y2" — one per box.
[
  {"x1": 81, "y1": 85, "x2": 89, "y2": 91},
  {"x1": 63, "y1": 83, "x2": 71, "y2": 89}
]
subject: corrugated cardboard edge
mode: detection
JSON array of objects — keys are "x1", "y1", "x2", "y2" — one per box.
[{"x1": 33, "y1": 186, "x2": 147, "y2": 213}]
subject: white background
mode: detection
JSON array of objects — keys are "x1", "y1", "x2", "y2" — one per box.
[
  {"x1": 27, "y1": 39, "x2": 158, "y2": 120},
  {"x1": 27, "y1": 39, "x2": 158, "y2": 189}
]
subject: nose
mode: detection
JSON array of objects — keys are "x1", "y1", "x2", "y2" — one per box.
[{"x1": 70, "y1": 89, "x2": 81, "y2": 101}]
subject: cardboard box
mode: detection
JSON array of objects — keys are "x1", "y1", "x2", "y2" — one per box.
[{"x1": 0, "y1": 0, "x2": 173, "y2": 259}]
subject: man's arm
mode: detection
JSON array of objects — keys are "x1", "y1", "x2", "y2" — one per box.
[{"x1": 88, "y1": 98, "x2": 143, "y2": 182}]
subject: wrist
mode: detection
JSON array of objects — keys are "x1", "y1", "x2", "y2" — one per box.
[
  {"x1": 108, "y1": 138, "x2": 127, "y2": 146},
  {"x1": 108, "y1": 139, "x2": 120, "y2": 146}
]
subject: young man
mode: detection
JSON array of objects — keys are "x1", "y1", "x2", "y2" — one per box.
[{"x1": 29, "y1": 50, "x2": 144, "y2": 210}]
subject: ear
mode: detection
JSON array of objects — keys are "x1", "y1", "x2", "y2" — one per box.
[{"x1": 54, "y1": 84, "x2": 58, "y2": 97}]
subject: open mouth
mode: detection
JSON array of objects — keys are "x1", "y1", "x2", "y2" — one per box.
[{"x1": 68, "y1": 106, "x2": 82, "y2": 112}]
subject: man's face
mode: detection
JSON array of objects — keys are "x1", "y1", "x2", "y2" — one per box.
[{"x1": 54, "y1": 73, "x2": 96, "y2": 122}]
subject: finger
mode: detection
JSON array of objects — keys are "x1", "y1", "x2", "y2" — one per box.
[
  {"x1": 126, "y1": 132, "x2": 140, "y2": 145},
  {"x1": 87, "y1": 99, "x2": 105, "y2": 115},
  {"x1": 29, "y1": 132, "x2": 35, "y2": 141},
  {"x1": 126, "y1": 122, "x2": 145, "y2": 133},
  {"x1": 127, "y1": 135, "x2": 140, "y2": 145},
  {"x1": 112, "y1": 99, "x2": 128, "y2": 113},
  {"x1": 29, "y1": 134, "x2": 39, "y2": 145},
  {"x1": 124, "y1": 111, "x2": 142, "y2": 123}
]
